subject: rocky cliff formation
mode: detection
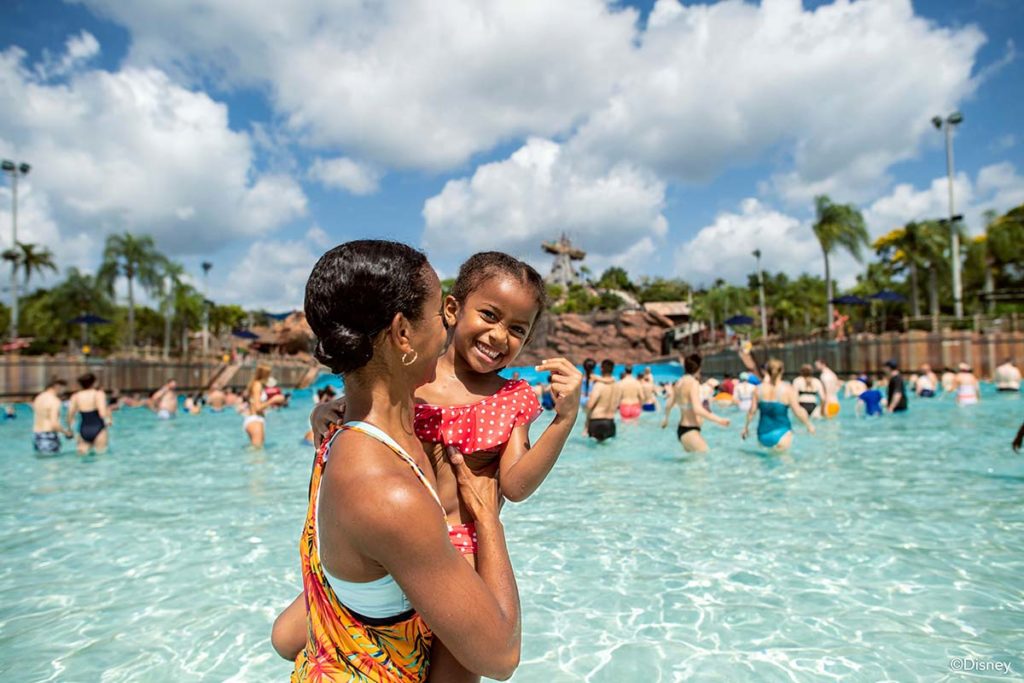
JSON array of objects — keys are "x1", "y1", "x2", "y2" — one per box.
[{"x1": 517, "y1": 310, "x2": 674, "y2": 365}]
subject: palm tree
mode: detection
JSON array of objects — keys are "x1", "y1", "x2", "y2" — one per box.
[
  {"x1": 158, "y1": 261, "x2": 185, "y2": 359},
  {"x1": 2, "y1": 241, "x2": 58, "y2": 289},
  {"x1": 874, "y1": 222, "x2": 929, "y2": 317},
  {"x1": 812, "y1": 195, "x2": 869, "y2": 327},
  {"x1": 97, "y1": 233, "x2": 167, "y2": 351}
]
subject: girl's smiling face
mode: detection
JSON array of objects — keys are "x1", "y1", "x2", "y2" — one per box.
[{"x1": 446, "y1": 276, "x2": 541, "y2": 374}]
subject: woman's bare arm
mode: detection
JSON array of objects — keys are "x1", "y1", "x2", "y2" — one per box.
[{"x1": 690, "y1": 380, "x2": 729, "y2": 427}]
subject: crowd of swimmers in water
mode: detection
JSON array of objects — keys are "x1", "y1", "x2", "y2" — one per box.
[
  {"x1": 26, "y1": 362, "x2": 293, "y2": 456},
  {"x1": 13, "y1": 240, "x2": 1024, "y2": 681}
]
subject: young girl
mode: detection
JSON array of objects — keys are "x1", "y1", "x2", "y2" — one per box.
[{"x1": 273, "y1": 251, "x2": 583, "y2": 678}]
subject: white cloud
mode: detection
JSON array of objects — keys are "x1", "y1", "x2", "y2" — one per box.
[
  {"x1": 34, "y1": 30, "x2": 101, "y2": 80},
  {"x1": 571, "y1": 0, "x2": 983, "y2": 204},
  {"x1": 218, "y1": 237, "x2": 319, "y2": 311},
  {"x1": 78, "y1": 0, "x2": 638, "y2": 170},
  {"x1": 304, "y1": 225, "x2": 331, "y2": 249},
  {"x1": 309, "y1": 157, "x2": 381, "y2": 196},
  {"x1": 864, "y1": 162, "x2": 1024, "y2": 237},
  {"x1": 422, "y1": 138, "x2": 668, "y2": 271},
  {"x1": 675, "y1": 198, "x2": 833, "y2": 286},
  {"x1": 0, "y1": 39, "x2": 307, "y2": 263}
]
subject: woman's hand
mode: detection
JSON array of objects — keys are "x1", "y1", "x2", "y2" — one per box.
[
  {"x1": 535, "y1": 358, "x2": 582, "y2": 419},
  {"x1": 448, "y1": 447, "x2": 501, "y2": 523},
  {"x1": 740, "y1": 426, "x2": 749, "y2": 440}
]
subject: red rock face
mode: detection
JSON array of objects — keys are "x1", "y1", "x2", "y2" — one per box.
[{"x1": 516, "y1": 310, "x2": 673, "y2": 365}]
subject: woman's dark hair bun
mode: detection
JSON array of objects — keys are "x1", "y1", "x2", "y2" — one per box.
[
  {"x1": 313, "y1": 324, "x2": 374, "y2": 375},
  {"x1": 305, "y1": 240, "x2": 432, "y2": 375}
]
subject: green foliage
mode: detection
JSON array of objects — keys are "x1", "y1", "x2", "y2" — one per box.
[
  {"x1": 210, "y1": 304, "x2": 247, "y2": 336},
  {"x1": 97, "y1": 232, "x2": 169, "y2": 348},
  {"x1": 2, "y1": 242, "x2": 57, "y2": 286},
  {"x1": 596, "y1": 267, "x2": 633, "y2": 291},
  {"x1": 441, "y1": 277, "x2": 456, "y2": 298},
  {"x1": 551, "y1": 284, "x2": 601, "y2": 313},
  {"x1": 636, "y1": 277, "x2": 689, "y2": 303},
  {"x1": 545, "y1": 283, "x2": 564, "y2": 304},
  {"x1": 597, "y1": 291, "x2": 624, "y2": 310}
]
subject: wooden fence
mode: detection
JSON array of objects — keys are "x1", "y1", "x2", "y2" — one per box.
[
  {"x1": 0, "y1": 356, "x2": 318, "y2": 399},
  {"x1": 698, "y1": 329, "x2": 1024, "y2": 379}
]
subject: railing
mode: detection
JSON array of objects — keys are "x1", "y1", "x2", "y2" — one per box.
[
  {"x1": 695, "y1": 328, "x2": 1024, "y2": 379},
  {"x1": 0, "y1": 355, "x2": 321, "y2": 399}
]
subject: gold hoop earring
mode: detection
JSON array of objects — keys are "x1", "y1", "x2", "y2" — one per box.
[{"x1": 401, "y1": 350, "x2": 418, "y2": 366}]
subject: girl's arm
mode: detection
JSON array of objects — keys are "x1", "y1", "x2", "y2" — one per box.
[
  {"x1": 99, "y1": 391, "x2": 111, "y2": 426},
  {"x1": 271, "y1": 593, "x2": 306, "y2": 660},
  {"x1": 741, "y1": 392, "x2": 758, "y2": 439},
  {"x1": 66, "y1": 396, "x2": 78, "y2": 434},
  {"x1": 499, "y1": 359, "x2": 581, "y2": 503},
  {"x1": 690, "y1": 381, "x2": 729, "y2": 427}
]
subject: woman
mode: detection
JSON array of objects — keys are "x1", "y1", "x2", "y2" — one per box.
[
  {"x1": 792, "y1": 364, "x2": 825, "y2": 418},
  {"x1": 272, "y1": 240, "x2": 520, "y2": 681},
  {"x1": 952, "y1": 362, "x2": 981, "y2": 406},
  {"x1": 243, "y1": 364, "x2": 285, "y2": 448},
  {"x1": 741, "y1": 358, "x2": 815, "y2": 451},
  {"x1": 661, "y1": 354, "x2": 730, "y2": 453},
  {"x1": 67, "y1": 372, "x2": 111, "y2": 454}
]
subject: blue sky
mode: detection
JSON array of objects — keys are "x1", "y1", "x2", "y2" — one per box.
[{"x1": 1, "y1": 0, "x2": 1021, "y2": 310}]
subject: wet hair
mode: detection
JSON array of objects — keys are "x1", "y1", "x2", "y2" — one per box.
[
  {"x1": 305, "y1": 240, "x2": 432, "y2": 375},
  {"x1": 623, "y1": 364, "x2": 633, "y2": 375},
  {"x1": 766, "y1": 358, "x2": 784, "y2": 384},
  {"x1": 583, "y1": 358, "x2": 597, "y2": 379},
  {"x1": 77, "y1": 373, "x2": 96, "y2": 389},
  {"x1": 600, "y1": 359, "x2": 615, "y2": 375},
  {"x1": 47, "y1": 376, "x2": 67, "y2": 389},
  {"x1": 683, "y1": 354, "x2": 702, "y2": 375},
  {"x1": 450, "y1": 251, "x2": 547, "y2": 321},
  {"x1": 799, "y1": 364, "x2": 813, "y2": 378}
]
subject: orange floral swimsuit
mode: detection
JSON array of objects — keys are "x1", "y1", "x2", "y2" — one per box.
[{"x1": 291, "y1": 423, "x2": 446, "y2": 682}]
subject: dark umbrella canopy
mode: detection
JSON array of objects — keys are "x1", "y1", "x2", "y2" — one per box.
[
  {"x1": 232, "y1": 329, "x2": 259, "y2": 340},
  {"x1": 69, "y1": 314, "x2": 111, "y2": 325},
  {"x1": 724, "y1": 314, "x2": 755, "y2": 326},
  {"x1": 265, "y1": 311, "x2": 294, "y2": 321},
  {"x1": 870, "y1": 290, "x2": 906, "y2": 302},
  {"x1": 830, "y1": 295, "x2": 868, "y2": 305}
]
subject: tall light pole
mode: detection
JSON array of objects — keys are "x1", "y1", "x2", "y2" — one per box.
[
  {"x1": 753, "y1": 249, "x2": 768, "y2": 340},
  {"x1": 2, "y1": 159, "x2": 31, "y2": 342},
  {"x1": 201, "y1": 261, "x2": 212, "y2": 355},
  {"x1": 932, "y1": 112, "x2": 964, "y2": 319}
]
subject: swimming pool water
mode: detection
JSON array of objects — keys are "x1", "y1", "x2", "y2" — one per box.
[{"x1": 1, "y1": 381, "x2": 1022, "y2": 681}]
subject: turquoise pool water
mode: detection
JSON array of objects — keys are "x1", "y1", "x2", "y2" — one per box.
[{"x1": 2, "y1": 377, "x2": 1022, "y2": 681}]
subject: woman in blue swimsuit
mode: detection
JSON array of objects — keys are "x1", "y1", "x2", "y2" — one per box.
[{"x1": 740, "y1": 358, "x2": 814, "y2": 451}]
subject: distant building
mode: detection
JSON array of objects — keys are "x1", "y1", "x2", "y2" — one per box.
[
  {"x1": 642, "y1": 301, "x2": 691, "y2": 325},
  {"x1": 542, "y1": 234, "x2": 586, "y2": 288}
]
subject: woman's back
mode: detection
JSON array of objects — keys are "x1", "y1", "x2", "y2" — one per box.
[{"x1": 73, "y1": 388, "x2": 102, "y2": 412}]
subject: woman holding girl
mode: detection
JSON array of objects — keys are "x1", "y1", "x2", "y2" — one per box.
[
  {"x1": 275, "y1": 246, "x2": 582, "y2": 681},
  {"x1": 741, "y1": 358, "x2": 815, "y2": 451}
]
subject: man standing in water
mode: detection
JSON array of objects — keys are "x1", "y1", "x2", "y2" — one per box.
[
  {"x1": 148, "y1": 379, "x2": 178, "y2": 419},
  {"x1": 617, "y1": 364, "x2": 644, "y2": 421},
  {"x1": 995, "y1": 358, "x2": 1021, "y2": 393},
  {"x1": 32, "y1": 377, "x2": 72, "y2": 454},
  {"x1": 884, "y1": 360, "x2": 908, "y2": 413},
  {"x1": 586, "y1": 359, "x2": 622, "y2": 442}
]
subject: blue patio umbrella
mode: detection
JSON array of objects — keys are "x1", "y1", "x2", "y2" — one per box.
[
  {"x1": 232, "y1": 329, "x2": 259, "y2": 340},
  {"x1": 69, "y1": 314, "x2": 111, "y2": 325},
  {"x1": 724, "y1": 314, "x2": 755, "y2": 326},
  {"x1": 870, "y1": 290, "x2": 906, "y2": 302},
  {"x1": 265, "y1": 311, "x2": 294, "y2": 321},
  {"x1": 68, "y1": 313, "x2": 111, "y2": 348},
  {"x1": 830, "y1": 295, "x2": 868, "y2": 305}
]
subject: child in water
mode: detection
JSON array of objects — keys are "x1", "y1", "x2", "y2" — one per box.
[{"x1": 273, "y1": 252, "x2": 583, "y2": 678}]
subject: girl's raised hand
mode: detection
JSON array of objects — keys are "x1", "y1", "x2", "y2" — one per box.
[{"x1": 535, "y1": 358, "x2": 582, "y2": 419}]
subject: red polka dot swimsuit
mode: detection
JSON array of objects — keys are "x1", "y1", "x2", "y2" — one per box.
[{"x1": 414, "y1": 379, "x2": 543, "y2": 554}]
